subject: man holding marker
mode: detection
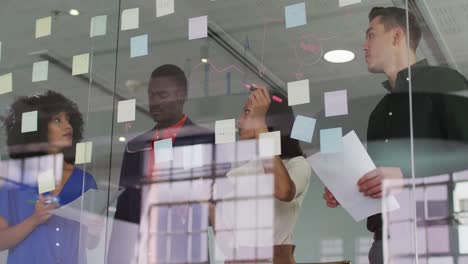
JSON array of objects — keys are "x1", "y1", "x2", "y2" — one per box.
[
  {"x1": 108, "y1": 64, "x2": 215, "y2": 264},
  {"x1": 323, "y1": 7, "x2": 468, "y2": 263}
]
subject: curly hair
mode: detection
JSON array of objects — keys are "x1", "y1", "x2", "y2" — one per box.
[{"x1": 3, "y1": 90, "x2": 84, "y2": 163}]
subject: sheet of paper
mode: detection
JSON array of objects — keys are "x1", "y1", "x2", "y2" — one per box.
[
  {"x1": 32, "y1": 60, "x2": 49, "y2": 82},
  {"x1": 285, "y1": 2, "x2": 307, "y2": 29},
  {"x1": 324, "y1": 89, "x2": 348, "y2": 117},
  {"x1": 38, "y1": 169, "x2": 55, "y2": 194},
  {"x1": 320, "y1": 127, "x2": 343, "y2": 153},
  {"x1": 287, "y1": 79, "x2": 310, "y2": 106},
  {"x1": 215, "y1": 119, "x2": 236, "y2": 144},
  {"x1": 130, "y1": 34, "x2": 148, "y2": 58},
  {"x1": 72, "y1": 53, "x2": 89, "y2": 76},
  {"x1": 307, "y1": 130, "x2": 400, "y2": 221},
  {"x1": 117, "y1": 99, "x2": 136, "y2": 123},
  {"x1": 189, "y1": 15, "x2": 208, "y2": 40},
  {"x1": 154, "y1": 138, "x2": 173, "y2": 163},
  {"x1": 156, "y1": 0, "x2": 174, "y2": 17},
  {"x1": 35, "y1": 16, "x2": 52, "y2": 38},
  {"x1": 90, "y1": 15, "x2": 107, "y2": 37},
  {"x1": 291, "y1": 115, "x2": 316, "y2": 143},
  {"x1": 75, "y1": 141, "x2": 93, "y2": 164},
  {"x1": 259, "y1": 131, "x2": 281, "y2": 158},
  {"x1": 0, "y1": 72, "x2": 12, "y2": 95},
  {"x1": 339, "y1": 0, "x2": 362, "y2": 7},
  {"x1": 50, "y1": 189, "x2": 123, "y2": 226},
  {"x1": 21, "y1": 111, "x2": 38, "y2": 133},
  {"x1": 121, "y1": 8, "x2": 139, "y2": 31}
]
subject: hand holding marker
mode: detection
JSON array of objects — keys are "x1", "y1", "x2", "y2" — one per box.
[{"x1": 243, "y1": 83, "x2": 283, "y2": 103}]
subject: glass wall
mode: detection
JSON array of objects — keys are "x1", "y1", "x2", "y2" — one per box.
[{"x1": 0, "y1": 0, "x2": 467, "y2": 264}]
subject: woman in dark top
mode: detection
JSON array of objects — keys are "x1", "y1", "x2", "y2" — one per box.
[{"x1": 0, "y1": 91, "x2": 99, "y2": 264}]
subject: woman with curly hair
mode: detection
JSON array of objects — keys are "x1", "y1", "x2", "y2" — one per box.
[{"x1": 0, "y1": 91, "x2": 99, "y2": 264}]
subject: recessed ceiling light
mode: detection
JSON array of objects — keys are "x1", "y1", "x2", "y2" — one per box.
[
  {"x1": 324, "y1": 49, "x2": 355, "y2": 63},
  {"x1": 201, "y1": 58, "x2": 208, "y2": 63},
  {"x1": 69, "y1": 9, "x2": 80, "y2": 16},
  {"x1": 119, "y1": 137, "x2": 126, "y2": 142}
]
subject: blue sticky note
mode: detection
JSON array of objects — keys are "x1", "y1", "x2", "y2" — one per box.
[
  {"x1": 291, "y1": 115, "x2": 316, "y2": 143},
  {"x1": 320, "y1": 128, "x2": 343, "y2": 153},
  {"x1": 285, "y1": 2, "x2": 307, "y2": 29},
  {"x1": 154, "y1": 138, "x2": 173, "y2": 163},
  {"x1": 130, "y1": 34, "x2": 148, "y2": 58}
]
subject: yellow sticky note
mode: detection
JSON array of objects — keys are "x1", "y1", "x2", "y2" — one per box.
[
  {"x1": 287, "y1": 79, "x2": 310, "y2": 106},
  {"x1": 75, "y1": 142, "x2": 93, "y2": 164},
  {"x1": 35, "y1": 16, "x2": 52, "y2": 39},
  {"x1": 38, "y1": 169, "x2": 55, "y2": 194},
  {"x1": 121, "y1": 8, "x2": 139, "y2": 31},
  {"x1": 72, "y1": 53, "x2": 90, "y2": 76},
  {"x1": 0, "y1": 72, "x2": 13, "y2": 95}
]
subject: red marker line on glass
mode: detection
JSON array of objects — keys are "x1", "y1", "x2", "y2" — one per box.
[{"x1": 243, "y1": 83, "x2": 283, "y2": 103}]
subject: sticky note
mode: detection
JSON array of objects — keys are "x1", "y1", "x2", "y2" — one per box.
[
  {"x1": 130, "y1": 34, "x2": 148, "y2": 58},
  {"x1": 0, "y1": 73, "x2": 12, "y2": 95},
  {"x1": 90, "y1": 15, "x2": 107, "y2": 37},
  {"x1": 339, "y1": 0, "x2": 362, "y2": 7},
  {"x1": 215, "y1": 119, "x2": 236, "y2": 144},
  {"x1": 72, "y1": 53, "x2": 89, "y2": 76},
  {"x1": 32, "y1": 61, "x2": 49, "y2": 82},
  {"x1": 117, "y1": 99, "x2": 136, "y2": 123},
  {"x1": 324, "y1": 89, "x2": 348, "y2": 117},
  {"x1": 259, "y1": 131, "x2": 281, "y2": 158},
  {"x1": 156, "y1": 0, "x2": 174, "y2": 17},
  {"x1": 285, "y1": 2, "x2": 307, "y2": 29},
  {"x1": 154, "y1": 138, "x2": 173, "y2": 163},
  {"x1": 291, "y1": 115, "x2": 316, "y2": 143},
  {"x1": 121, "y1": 8, "x2": 139, "y2": 31},
  {"x1": 21, "y1": 111, "x2": 38, "y2": 133},
  {"x1": 38, "y1": 169, "x2": 55, "y2": 194},
  {"x1": 320, "y1": 128, "x2": 343, "y2": 153},
  {"x1": 75, "y1": 142, "x2": 93, "y2": 164},
  {"x1": 0, "y1": 41, "x2": 2, "y2": 62},
  {"x1": 35, "y1": 16, "x2": 52, "y2": 38},
  {"x1": 287, "y1": 79, "x2": 310, "y2": 106},
  {"x1": 188, "y1": 15, "x2": 208, "y2": 40}
]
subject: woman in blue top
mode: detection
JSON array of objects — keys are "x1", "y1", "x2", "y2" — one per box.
[{"x1": 0, "y1": 91, "x2": 99, "y2": 264}]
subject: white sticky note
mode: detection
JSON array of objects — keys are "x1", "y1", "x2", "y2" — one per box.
[
  {"x1": 21, "y1": 111, "x2": 38, "y2": 133},
  {"x1": 75, "y1": 142, "x2": 93, "y2": 164},
  {"x1": 35, "y1": 16, "x2": 52, "y2": 38},
  {"x1": 259, "y1": 131, "x2": 281, "y2": 158},
  {"x1": 121, "y1": 8, "x2": 139, "y2": 31},
  {"x1": 90, "y1": 15, "x2": 107, "y2": 37},
  {"x1": 324, "y1": 89, "x2": 348, "y2": 117},
  {"x1": 130, "y1": 34, "x2": 148, "y2": 58},
  {"x1": 188, "y1": 15, "x2": 208, "y2": 40},
  {"x1": 215, "y1": 119, "x2": 236, "y2": 144},
  {"x1": 117, "y1": 99, "x2": 136, "y2": 123},
  {"x1": 32, "y1": 61, "x2": 49, "y2": 82},
  {"x1": 154, "y1": 138, "x2": 173, "y2": 163},
  {"x1": 339, "y1": 0, "x2": 362, "y2": 7},
  {"x1": 156, "y1": 0, "x2": 174, "y2": 17},
  {"x1": 72, "y1": 53, "x2": 90, "y2": 76},
  {"x1": 287, "y1": 79, "x2": 310, "y2": 106},
  {"x1": 0, "y1": 72, "x2": 13, "y2": 95},
  {"x1": 38, "y1": 169, "x2": 55, "y2": 194}
]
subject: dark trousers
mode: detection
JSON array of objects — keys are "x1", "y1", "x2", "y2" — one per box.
[{"x1": 368, "y1": 239, "x2": 383, "y2": 264}]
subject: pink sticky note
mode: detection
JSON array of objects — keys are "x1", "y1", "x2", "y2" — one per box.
[
  {"x1": 188, "y1": 15, "x2": 208, "y2": 40},
  {"x1": 324, "y1": 89, "x2": 348, "y2": 117}
]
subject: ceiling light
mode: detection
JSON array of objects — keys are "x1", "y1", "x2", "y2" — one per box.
[
  {"x1": 324, "y1": 50, "x2": 355, "y2": 63},
  {"x1": 119, "y1": 137, "x2": 126, "y2": 142},
  {"x1": 69, "y1": 9, "x2": 80, "y2": 16},
  {"x1": 201, "y1": 58, "x2": 208, "y2": 63}
]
